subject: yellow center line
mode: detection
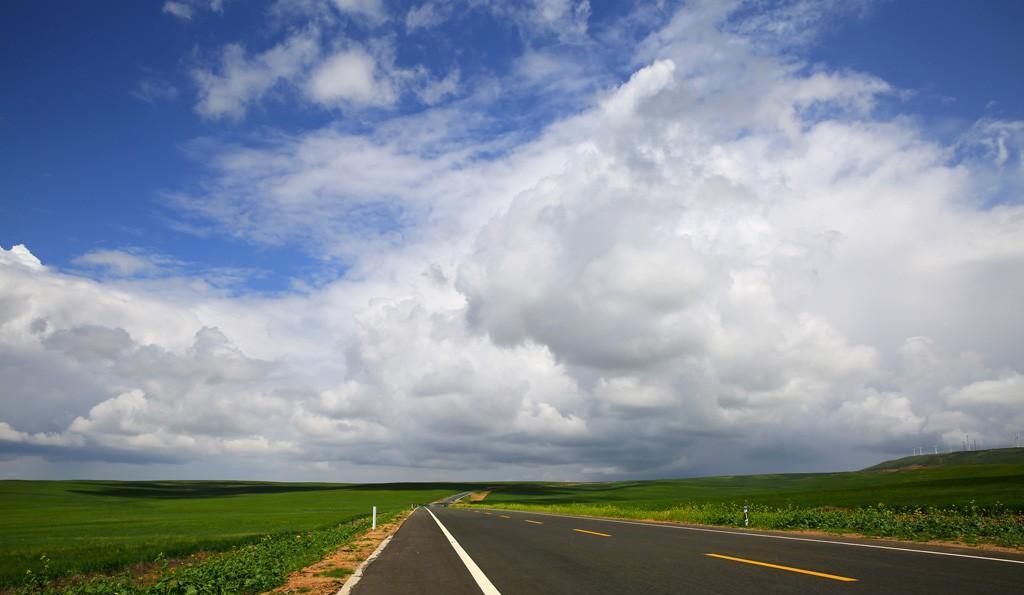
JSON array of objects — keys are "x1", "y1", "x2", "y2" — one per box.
[
  {"x1": 573, "y1": 528, "x2": 612, "y2": 537},
  {"x1": 705, "y1": 554, "x2": 858, "y2": 582},
  {"x1": 525, "y1": 520, "x2": 544, "y2": 525},
  {"x1": 483, "y1": 512, "x2": 492, "y2": 515},
  {"x1": 499, "y1": 515, "x2": 511, "y2": 518}
]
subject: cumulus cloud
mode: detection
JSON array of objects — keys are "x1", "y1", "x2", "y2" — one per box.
[
  {"x1": 192, "y1": 30, "x2": 321, "y2": 120},
  {"x1": 306, "y1": 40, "x2": 461, "y2": 109},
  {"x1": 193, "y1": 29, "x2": 459, "y2": 120},
  {"x1": 4, "y1": 1, "x2": 1024, "y2": 480},
  {"x1": 601, "y1": 59, "x2": 675, "y2": 119},
  {"x1": 307, "y1": 47, "x2": 395, "y2": 106},
  {"x1": 0, "y1": 263, "x2": 305, "y2": 465},
  {"x1": 0, "y1": 244, "x2": 44, "y2": 271}
]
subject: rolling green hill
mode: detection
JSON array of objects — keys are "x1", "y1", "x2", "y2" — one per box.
[{"x1": 863, "y1": 447, "x2": 1024, "y2": 471}]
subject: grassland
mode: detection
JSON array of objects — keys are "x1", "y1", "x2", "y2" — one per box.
[
  {"x1": 7, "y1": 449, "x2": 1024, "y2": 591},
  {"x1": 0, "y1": 480, "x2": 474, "y2": 591},
  {"x1": 464, "y1": 449, "x2": 1024, "y2": 548}
]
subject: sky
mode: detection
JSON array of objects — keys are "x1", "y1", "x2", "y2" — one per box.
[{"x1": 1, "y1": 0, "x2": 1023, "y2": 482}]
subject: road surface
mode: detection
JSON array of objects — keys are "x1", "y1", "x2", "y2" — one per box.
[{"x1": 350, "y1": 505, "x2": 1024, "y2": 594}]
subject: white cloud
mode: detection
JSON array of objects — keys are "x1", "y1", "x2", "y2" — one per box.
[
  {"x1": 132, "y1": 78, "x2": 180, "y2": 104},
  {"x1": 192, "y1": 31, "x2": 321, "y2": 120},
  {"x1": 405, "y1": 2, "x2": 449, "y2": 31},
  {"x1": 163, "y1": 0, "x2": 228, "y2": 20},
  {"x1": 415, "y1": 68, "x2": 459, "y2": 105},
  {"x1": 601, "y1": 58, "x2": 675, "y2": 119},
  {"x1": 307, "y1": 47, "x2": 395, "y2": 106},
  {"x1": 193, "y1": 31, "x2": 456, "y2": 119},
  {"x1": 306, "y1": 41, "x2": 461, "y2": 109},
  {"x1": 516, "y1": 0, "x2": 591, "y2": 40},
  {"x1": 0, "y1": 244, "x2": 44, "y2": 271},
  {"x1": 163, "y1": 2, "x2": 193, "y2": 20},
  {"x1": 72, "y1": 249, "x2": 167, "y2": 277},
  {"x1": 725, "y1": 0, "x2": 875, "y2": 48},
  {"x1": 332, "y1": 0, "x2": 387, "y2": 22},
  {"x1": 947, "y1": 375, "x2": 1024, "y2": 407}
]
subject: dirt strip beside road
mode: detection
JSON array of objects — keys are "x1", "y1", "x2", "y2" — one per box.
[{"x1": 272, "y1": 510, "x2": 412, "y2": 595}]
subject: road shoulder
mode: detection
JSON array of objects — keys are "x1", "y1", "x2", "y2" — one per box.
[{"x1": 272, "y1": 510, "x2": 412, "y2": 595}]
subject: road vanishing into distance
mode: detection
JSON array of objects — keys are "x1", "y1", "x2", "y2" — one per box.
[{"x1": 348, "y1": 505, "x2": 1024, "y2": 594}]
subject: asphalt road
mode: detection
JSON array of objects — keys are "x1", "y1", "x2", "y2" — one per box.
[{"x1": 351, "y1": 506, "x2": 1024, "y2": 594}]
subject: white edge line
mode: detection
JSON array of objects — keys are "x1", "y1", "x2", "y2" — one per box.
[
  {"x1": 470, "y1": 507, "x2": 1024, "y2": 565},
  {"x1": 426, "y1": 507, "x2": 502, "y2": 595},
  {"x1": 337, "y1": 524, "x2": 400, "y2": 595}
]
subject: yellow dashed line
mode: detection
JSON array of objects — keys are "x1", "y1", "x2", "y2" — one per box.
[
  {"x1": 705, "y1": 554, "x2": 858, "y2": 582},
  {"x1": 573, "y1": 528, "x2": 612, "y2": 537},
  {"x1": 499, "y1": 515, "x2": 511, "y2": 518}
]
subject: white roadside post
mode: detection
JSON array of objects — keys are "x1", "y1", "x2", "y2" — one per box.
[
  {"x1": 743, "y1": 505, "x2": 749, "y2": 527},
  {"x1": 372, "y1": 506, "x2": 377, "y2": 530}
]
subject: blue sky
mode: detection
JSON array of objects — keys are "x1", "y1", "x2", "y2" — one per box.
[
  {"x1": 1, "y1": 1, "x2": 1023, "y2": 481},
  {"x1": 810, "y1": 1, "x2": 1024, "y2": 131},
  {"x1": 4, "y1": 0, "x2": 1021, "y2": 292}
]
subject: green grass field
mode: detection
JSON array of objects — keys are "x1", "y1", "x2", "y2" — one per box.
[
  {"x1": 0, "y1": 480, "x2": 474, "y2": 590},
  {"x1": 467, "y1": 449, "x2": 1024, "y2": 548}
]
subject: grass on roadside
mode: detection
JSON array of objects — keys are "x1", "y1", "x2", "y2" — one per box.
[
  {"x1": 17, "y1": 514, "x2": 383, "y2": 594},
  {"x1": 1, "y1": 480, "x2": 476, "y2": 590}
]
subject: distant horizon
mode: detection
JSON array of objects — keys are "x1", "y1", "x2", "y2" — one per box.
[{"x1": 6, "y1": 445, "x2": 1022, "y2": 484}]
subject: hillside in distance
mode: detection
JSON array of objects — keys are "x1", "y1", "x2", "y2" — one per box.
[{"x1": 863, "y1": 447, "x2": 1024, "y2": 471}]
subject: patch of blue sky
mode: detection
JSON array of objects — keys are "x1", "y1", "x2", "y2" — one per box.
[
  {"x1": 397, "y1": 3, "x2": 523, "y2": 76},
  {"x1": 806, "y1": 0, "x2": 1024, "y2": 134}
]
